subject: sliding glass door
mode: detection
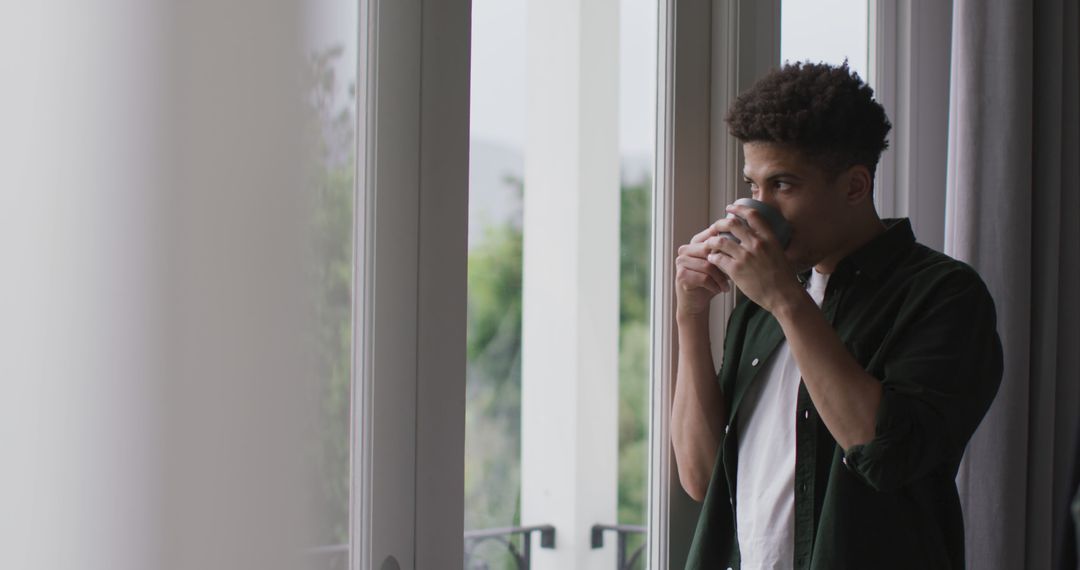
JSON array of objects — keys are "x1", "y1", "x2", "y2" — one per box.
[{"x1": 464, "y1": 1, "x2": 658, "y2": 567}]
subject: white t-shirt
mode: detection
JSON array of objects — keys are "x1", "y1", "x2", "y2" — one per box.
[{"x1": 734, "y1": 269, "x2": 829, "y2": 570}]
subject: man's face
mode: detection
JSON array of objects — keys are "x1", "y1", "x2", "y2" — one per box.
[{"x1": 741, "y1": 141, "x2": 851, "y2": 272}]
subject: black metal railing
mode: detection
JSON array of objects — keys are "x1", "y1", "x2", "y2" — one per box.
[
  {"x1": 590, "y1": 524, "x2": 646, "y2": 570},
  {"x1": 463, "y1": 524, "x2": 556, "y2": 570},
  {"x1": 305, "y1": 523, "x2": 643, "y2": 570}
]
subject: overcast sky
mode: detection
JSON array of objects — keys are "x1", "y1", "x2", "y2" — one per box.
[
  {"x1": 304, "y1": 0, "x2": 868, "y2": 157},
  {"x1": 470, "y1": 0, "x2": 868, "y2": 157},
  {"x1": 782, "y1": 0, "x2": 868, "y2": 80},
  {"x1": 470, "y1": 0, "x2": 658, "y2": 157},
  {"x1": 304, "y1": 0, "x2": 358, "y2": 108}
]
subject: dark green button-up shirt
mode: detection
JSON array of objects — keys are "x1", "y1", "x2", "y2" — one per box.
[{"x1": 685, "y1": 219, "x2": 1003, "y2": 569}]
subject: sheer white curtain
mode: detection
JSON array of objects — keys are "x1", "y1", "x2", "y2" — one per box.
[
  {"x1": 0, "y1": 3, "x2": 316, "y2": 569},
  {"x1": 946, "y1": 0, "x2": 1080, "y2": 568}
]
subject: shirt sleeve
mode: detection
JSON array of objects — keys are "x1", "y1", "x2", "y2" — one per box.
[{"x1": 841, "y1": 268, "x2": 1004, "y2": 493}]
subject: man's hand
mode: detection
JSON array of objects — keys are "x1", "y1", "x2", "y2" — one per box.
[
  {"x1": 672, "y1": 223, "x2": 731, "y2": 502},
  {"x1": 675, "y1": 224, "x2": 732, "y2": 319},
  {"x1": 704, "y1": 203, "x2": 804, "y2": 314}
]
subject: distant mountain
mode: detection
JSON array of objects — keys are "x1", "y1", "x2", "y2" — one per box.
[
  {"x1": 620, "y1": 153, "x2": 653, "y2": 188},
  {"x1": 468, "y1": 139, "x2": 524, "y2": 251}
]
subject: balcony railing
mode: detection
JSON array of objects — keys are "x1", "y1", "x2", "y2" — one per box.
[
  {"x1": 464, "y1": 524, "x2": 556, "y2": 569},
  {"x1": 590, "y1": 524, "x2": 646, "y2": 570},
  {"x1": 307, "y1": 523, "x2": 645, "y2": 570}
]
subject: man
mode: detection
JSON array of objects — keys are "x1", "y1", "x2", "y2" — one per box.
[{"x1": 672, "y1": 62, "x2": 1003, "y2": 569}]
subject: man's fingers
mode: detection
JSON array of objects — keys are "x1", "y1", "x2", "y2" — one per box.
[
  {"x1": 679, "y1": 241, "x2": 719, "y2": 259},
  {"x1": 677, "y1": 255, "x2": 730, "y2": 289},
  {"x1": 703, "y1": 216, "x2": 755, "y2": 250},
  {"x1": 677, "y1": 266, "x2": 725, "y2": 295},
  {"x1": 689, "y1": 224, "x2": 720, "y2": 244},
  {"x1": 706, "y1": 232, "x2": 743, "y2": 266},
  {"x1": 726, "y1": 205, "x2": 776, "y2": 245}
]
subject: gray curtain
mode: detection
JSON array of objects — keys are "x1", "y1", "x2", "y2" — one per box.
[{"x1": 946, "y1": 0, "x2": 1080, "y2": 568}]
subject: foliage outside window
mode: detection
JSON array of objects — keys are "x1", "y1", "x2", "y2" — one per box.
[
  {"x1": 304, "y1": 46, "x2": 355, "y2": 552},
  {"x1": 464, "y1": 173, "x2": 651, "y2": 569}
]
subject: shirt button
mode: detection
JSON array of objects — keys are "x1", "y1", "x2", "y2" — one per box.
[
  {"x1": 803, "y1": 409, "x2": 809, "y2": 420},
  {"x1": 751, "y1": 358, "x2": 760, "y2": 366},
  {"x1": 724, "y1": 424, "x2": 731, "y2": 435}
]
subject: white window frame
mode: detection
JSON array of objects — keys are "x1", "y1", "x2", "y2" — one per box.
[
  {"x1": 869, "y1": 0, "x2": 953, "y2": 252},
  {"x1": 648, "y1": 1, "x2": 779, "y2": 568},
  {"x1": 351, "y1": 0, "x2": 471, "y2": 568},
  {"x1": 347, "y1": 0, "x2": 961, "y2": 568}
]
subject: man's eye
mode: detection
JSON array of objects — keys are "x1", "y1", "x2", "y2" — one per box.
[{"x1": 776, "y1": 181, "x2": 793, "y2": 191}]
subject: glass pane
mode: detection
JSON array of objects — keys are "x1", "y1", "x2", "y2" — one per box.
[
  {"x1": 303, "y1": 1, "x2": 358, "y2": 568},
  {"x1": 615, "y1": 1, "x2": 657, "y2": 566},
  {"x1": 465, "y1": 5, "x2": 525, "y2": 567},
  {"x1": 781, "y1": 0, "x2": 869, "y2": 79},
  {"x1": 465, "y1": 0, "x2": 656, "y2": 567}
]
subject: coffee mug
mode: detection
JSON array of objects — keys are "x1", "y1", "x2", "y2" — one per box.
[{"x1": 719, "y1": 198, "x2": 792, "y2": 249}]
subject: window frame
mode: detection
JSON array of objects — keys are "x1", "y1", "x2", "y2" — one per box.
[
  {"x1": 351, "y1": 0, "x2": 471, "y2": 567},
  {"x1": 349, "y1": 0, "x2": 953, "y2": 567},
  {"x1": 647, "y1": 1, "x2": 780, "y2": 568},
  {"x1": 869, "y1": 0, "x2": 953, "y2": 251}
]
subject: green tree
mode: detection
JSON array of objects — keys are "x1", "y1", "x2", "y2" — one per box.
[
  {"x1": 304, "y1": 45, "x2": 355, "y2": 549},
  {"x1": 617, "y1": 176, "x2": 652, "y2": 568},
  {"x1": 464, "y1": 173, "x2": 652, "y2": 569},
  {"x1": 464, "y1": 177, "x2": 524, "y2": 569}
]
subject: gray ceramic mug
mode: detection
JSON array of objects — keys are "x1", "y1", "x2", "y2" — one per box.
[{"x1": 719, "y1": 198, "x2": 792, "y2": 249}]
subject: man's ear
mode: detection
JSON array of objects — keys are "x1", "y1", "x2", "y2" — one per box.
[{"x1": 844, "y1": 165, "x2": 873, "y2": 205}]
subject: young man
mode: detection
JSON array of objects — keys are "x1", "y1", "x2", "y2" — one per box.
[{"x1": 672, "y1": 62, "x2": 1003, "y2": 569}]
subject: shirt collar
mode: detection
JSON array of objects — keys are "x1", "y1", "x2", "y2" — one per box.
[
  {"x1": 796, "y1": 218, "x2": 916, "y2": 284},
  {"x1": 835, "y1": 218, "x2": 916, "y2": 281}
]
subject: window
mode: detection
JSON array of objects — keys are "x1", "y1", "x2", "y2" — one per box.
[
  {"x1": 350, "y1": 1, "x2": 471, "y2": 567},
  {"x1": 465, "y1": 0, "x2": 657, "y2": 567},
  {"x1": 347, "y1": 1, "x2": 951, "y2": 567},
  {"x1": 303, "y1": 0, "x2": 359, "y2": 567},
  {"x1": 781, "y1": 0, "x2": 869, "y2": 78}
]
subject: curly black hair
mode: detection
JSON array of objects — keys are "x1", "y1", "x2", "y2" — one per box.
[{"x1": 726, "y1": 61, "x2": 892, "y2": 180}]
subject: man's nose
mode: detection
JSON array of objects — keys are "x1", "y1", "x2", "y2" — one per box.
[{"x1": 755, "y1": 194, "x2": 780, "y2": 209}]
